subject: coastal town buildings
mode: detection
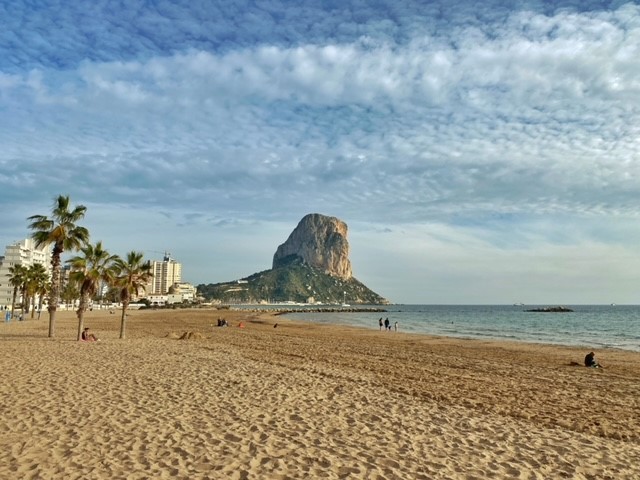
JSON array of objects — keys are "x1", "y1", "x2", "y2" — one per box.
[
  {"x1": 149, "y1": 253, "x2": 182, "y2": 295},
  {"x1": 143, "y1": 282, "x2": 197, "y2": 306},
  {"x1": 170, "y1": 282, "x2": 197, "y2": 301},
  {"x1": 0, "y1": 238, "x2": 52, "y2": 311},
  {"x1": 0, "y1": 241, "x2": 196, "y2": 312}
]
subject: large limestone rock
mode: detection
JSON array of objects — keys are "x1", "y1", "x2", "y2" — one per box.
[
  {"x1": 199, "y1": 213, "x2": 388, "y2": 304},
  {"x1": 272, "y1": 213, "x2": 353, "y2": 280}
]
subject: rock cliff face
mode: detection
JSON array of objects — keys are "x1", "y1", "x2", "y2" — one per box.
[
  {"x1": 198, "y1": 213, "x2": 388, "y2": 304},
  {"x1": 272, "y1": 213, "x2": 353, "y2": 280}
]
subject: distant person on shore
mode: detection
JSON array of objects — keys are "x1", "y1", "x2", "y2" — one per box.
[
  {"x1": 384, "y1": 318, "x2": 390, "y2": 331},
  {"x1": 379, "y1": 318, "x2": 383, "y2": 331},
  {"x1": 394, "y1": 321, "x2": 398, "y2": 332},
  {"x1": 584, "y1": 351, "x2": 601, "y2": 368},
  {"x1": 81, "y1": 327, "x2": 99, "y2": 342}
]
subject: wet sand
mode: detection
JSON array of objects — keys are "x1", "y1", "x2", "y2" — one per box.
[{"x1": 1, "y1": 308, "x2": 638, "y2": 479}]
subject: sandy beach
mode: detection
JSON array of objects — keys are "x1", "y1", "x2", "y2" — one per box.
[{"x1": 1, "y1": 308, "x2": 638, "y2": 479}]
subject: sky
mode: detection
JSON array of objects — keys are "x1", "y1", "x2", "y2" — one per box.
[{"x1": 1, "y1": 0, "x2": 639, "y2": 304}]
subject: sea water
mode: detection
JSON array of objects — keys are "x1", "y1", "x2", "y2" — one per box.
[{"x1": 282, "y1": 305, "x2": 640, "y2": 352}]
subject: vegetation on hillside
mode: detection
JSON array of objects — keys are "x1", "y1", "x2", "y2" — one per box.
[{"x1": 197, "y1": 257, "x2": 388, "y2": 305}]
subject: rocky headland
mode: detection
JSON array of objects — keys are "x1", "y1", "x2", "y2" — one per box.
[{"x1": 198, "y1": 213, "x2": 388, "y2": 304}]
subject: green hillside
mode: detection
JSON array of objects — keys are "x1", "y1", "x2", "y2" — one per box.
[{"x1": 197, "y1": 258, "x2": 388, "y2": 305}]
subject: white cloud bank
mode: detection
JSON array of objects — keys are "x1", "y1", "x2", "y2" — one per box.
[{"x1": 1, "y1": 1, "x2": 640, "y2": 303}]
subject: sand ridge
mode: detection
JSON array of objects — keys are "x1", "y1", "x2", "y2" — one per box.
[{"x1": 1, "y1": 308, "x2": 638, "y2": 479}]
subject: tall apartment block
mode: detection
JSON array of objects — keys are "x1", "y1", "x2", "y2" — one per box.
[
  {"x1": 0, "y1": 238, "x2": 52, "y2": 310},
  {"x1": 150, "y1": 252, "x2": 182, "y2": 295}
]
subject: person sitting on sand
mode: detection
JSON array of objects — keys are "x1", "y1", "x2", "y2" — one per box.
[
  {"x1": 82, "y1": 327, "x2": 99, "y2": 342},
  {"x1": 584, "y1": 351, "x2": 601, "y2": 368}
]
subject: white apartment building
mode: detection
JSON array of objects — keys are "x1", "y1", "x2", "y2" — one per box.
[
  {"x1": 149, "y1": 253, "x2": 182, "y2": 295},
  {"x1": 171, "y1": 282, "x2": 197, "y2": 301},
  {"x1": 0, "y1": 238, "x2": 52, "y2": 310},
  {"x1": 142, "y1": 283, "x2": 196, "y2": 306}
]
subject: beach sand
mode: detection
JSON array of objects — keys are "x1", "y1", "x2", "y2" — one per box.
[{"x1": 1, "y1": 308, "x2": 638, "y2": 479}]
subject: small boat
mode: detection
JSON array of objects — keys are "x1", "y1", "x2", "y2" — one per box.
[{"x1": 341, "y1": 291, "x2": 350, "y2": 307}]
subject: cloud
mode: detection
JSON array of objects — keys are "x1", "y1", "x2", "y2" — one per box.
[
  {"x1": 2, "y1": 1, "x2": 640, "y2": 302},
  {"x1": 349, "y1": 217, "x2": 640, "y2": 304}
]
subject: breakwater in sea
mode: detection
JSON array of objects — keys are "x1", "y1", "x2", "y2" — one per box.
[
  {"x1": 273, "y1": 307, "x2": 387, "y2": 316},
  {"x1": 230, "y1": 306, "x2": 387, "y2": 315}
]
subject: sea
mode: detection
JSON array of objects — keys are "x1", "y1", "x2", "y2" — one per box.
[{"x1": 274, "y1": 304, "x2": 640, "y2": 352}]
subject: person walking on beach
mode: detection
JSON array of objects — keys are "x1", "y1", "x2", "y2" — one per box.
[
  {"x1": 394, "y1": 321, "x2": 398, "y2": 332},
  {"x1": 379, "y1": 318, "x2": 383, "y2": 331},
  {"x1": 384, "y1": 318, "x2": 390, "y2": 331}
]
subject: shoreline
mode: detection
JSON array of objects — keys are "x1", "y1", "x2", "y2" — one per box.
[
  {"x1": 2, "y1": 308, "x2": 639, "y2": 478},
  {"x1": 278, "y1": 304, "x2": 640, "y2": 353}
]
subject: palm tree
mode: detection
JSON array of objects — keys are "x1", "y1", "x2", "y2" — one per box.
[
  {"x1": 25, "y1": 263, "x2": 49, "y2": 319},
  {"x1": 103, "y1": 286, "x2": 121, "y2": 304},
  {"x1": 36, "y1": 280, "x2": 51, "y2": 319},
  {"x1": 7, "y1": 264, "x2": 28, "y2": 319},
  {"x1": 60, "y1": 282, "x2": 80, "y2": 311},
  {"x1": 67, "y1": 241, "x2": 118, "y2": 340},
  {"x1": 113, "y1": 251, "x2": 153, "y2": 339},
  {"x1": 28, "y1": 195, "x2": 89, "y2": 337}
]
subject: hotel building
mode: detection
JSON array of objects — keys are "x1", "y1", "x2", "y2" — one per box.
[
  {"x1": 149, "y1": 252, "x2": 182, "y2": 295},
  {"x1": 0, "y1": 238, "x2": 52, "y2": 310}
]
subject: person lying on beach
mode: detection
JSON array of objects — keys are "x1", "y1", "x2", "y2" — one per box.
[
  {"x1": 584, "y1": 351, "x2": 601, "y2": 368},
  {"x1": 81, "y1": 327, "x2": 99, "y2": 342}
]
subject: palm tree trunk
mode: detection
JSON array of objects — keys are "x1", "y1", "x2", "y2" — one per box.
[
  {"x1": 48, "y1": 247, "x2": 62, "y2": 338},
  {"x1": 119, "y1": 301, "x2": 129, "y2": 339},
  {"x1": 21, "y1": 287, "x2": 28, "y2": 317},
  {"x1": 48, "y1": 307, "x2": 56, "y2": 336},
  {"x1": 76, "y1": 293, "x2": 89, "y2": 341},
  {"x1": 10, "y1": 288, "x2": 17, "y2": 320},
  {"x1": 24, "y1": 291, "x2": 30, "y2": 314}
]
